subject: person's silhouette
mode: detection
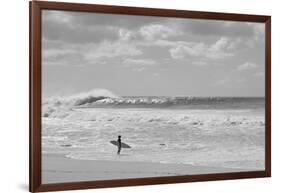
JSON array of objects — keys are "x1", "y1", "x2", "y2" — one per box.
[{"x1": 117, "y1": 135, "x2": 122, "y2": 155}]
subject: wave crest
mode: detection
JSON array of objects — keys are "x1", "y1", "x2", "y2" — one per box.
[
  {"x1": 42, "y1": 89, "x2": 118, "y2": 117},
  {"x1": 70, "y1": 89, "x2": 118, "y2": 106}
]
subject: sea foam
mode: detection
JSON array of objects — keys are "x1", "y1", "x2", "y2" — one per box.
[{"x1": 42, "y1": 89, "x2": 265, "y2": 170}]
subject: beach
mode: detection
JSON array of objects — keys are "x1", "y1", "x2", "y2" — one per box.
[
  {"x1": 42, "y1": 153, "x2": 251, "y2": 184},
  {"x1": 42, "y1": 95, "x2": 265, "y2": 183}
]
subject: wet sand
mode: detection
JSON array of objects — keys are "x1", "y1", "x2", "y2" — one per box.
[{"x1": 42, "y1": 153, "x2": 251, "y2": 184}]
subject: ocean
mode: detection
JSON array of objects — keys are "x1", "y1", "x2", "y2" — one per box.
[{"x1": 42, "y1": 90, "x2": 265, "y2": 171}]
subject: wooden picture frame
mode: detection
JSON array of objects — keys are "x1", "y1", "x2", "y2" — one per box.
[{"x1": 30, "y1": 1, "x2": 271, "y2": 192}]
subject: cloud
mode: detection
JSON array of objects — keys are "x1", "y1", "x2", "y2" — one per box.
[
  {"x1": 42, "y1": 10, "x2": 120, "y2": 44},
  {"x1": 139, "y1": 24, "x2": 179, "y2": 40},
  {"x1": 42, "y1": 10, "x2": 177, "y2": 45},
  {"x1": 43, "y1": 48, "x2": 74, "y2": 59},
  {"x1": 42, "y1": 10, "x2": 263, "y2": 70},
  {"x1": 210, "y1": 37, "x2": 229, "y2": 51},
  {"x1": 170, "y1": 37, "x2": 234, "y2": 60},
  {"x1": 122, "y1": 58, "x2": 156, "y2": 72},
  {"x1": 177, "y1": 19, "x2": 258, "y2": 38},
  {"x1": 207, "y1": 37, "x2": 235, "y2": 59},
  {"x1": 42, "y1": 39, "x2": 143, "y2": 66},
  {"x1": 85, "y1": 41, "x2": 142, "y2": 62},
  {"x1": 42, "y1": 39, "x2": 85, "y2": 66},
  {"x1": 237, "y1": 62, "x2": 258, "y2": 71},
  {"x1": 226, "y1": 38, "x2": 242, "y2": 50},
  {"x1": 119, "y1": 29, "x2": 136, "y2": 41},
  {"x1": 43, "y1": 10, "x2": 73, "y2": 24},
  {"x1": 122, "y1": 58, "x2": 156, "y2": 67},
  {"x1": 42, "y1": 48, "x2": 80, "y2": 66},
  {"x1": 117, "y1": 24, "x2": 179, "y2": 43},
  {"x1": 43, "y1": 10, "x2": 261, "y2": 42},
  {"x1": 170, "y1": 43, "x2": 203, "y2": 59},
  {"x1": 247, "y1": 23, "x2": 265, "y2": 41},
  {"x1": 67, "y1": 10, "x2": 169, "y2": 30}
]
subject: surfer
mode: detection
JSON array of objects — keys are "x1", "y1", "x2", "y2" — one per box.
[
  {"x1": 110, "y1": 137, "x2": 131, "y2": 153},
  {"x1": 117, "y1": 135, "x2": 122, "y2": 155}
]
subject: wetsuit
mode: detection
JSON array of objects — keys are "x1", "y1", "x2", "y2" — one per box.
[{"x1": 117, "y1": 138, "x2": 121, "y2": 154}]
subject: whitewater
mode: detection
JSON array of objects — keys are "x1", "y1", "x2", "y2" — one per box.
[{"x1": 42, "y1": 89, "x2": 265, "y2": 170}]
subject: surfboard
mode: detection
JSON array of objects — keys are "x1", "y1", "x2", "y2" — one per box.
[{"x1": 110, "y1": 140, "x2": 131, "y2": 148}]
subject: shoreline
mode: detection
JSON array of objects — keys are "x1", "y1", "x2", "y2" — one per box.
[{"x1": 42, "y1": 153, "x2": 253, "y2": 184}]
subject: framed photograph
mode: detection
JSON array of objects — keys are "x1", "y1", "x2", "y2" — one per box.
[{"x1": 30, "y1": 1, "x2": 271, "y2": 192}]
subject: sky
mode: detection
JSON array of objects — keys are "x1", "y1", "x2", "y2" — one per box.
[{"x1": 42, "y1": 10, "x2": 265, "y2": 97}]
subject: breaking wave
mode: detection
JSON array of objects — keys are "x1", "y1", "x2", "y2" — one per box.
[
  {"x1": 70, "y1": 89, "x2": 118, "y2": 106},
  {"x1": 42, "y1": 89, "x2": 264, "y2": 118},
  {"x1": 42, "y1": 89, "x2": 118, "y2": 118},
  {"x1": 88, "y1": 96, "x2": 264, "y2": 109}
]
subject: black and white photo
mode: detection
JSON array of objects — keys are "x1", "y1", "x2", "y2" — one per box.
[{"x1": 41, "y1": 9, "x2": 266, "y2": 184}]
